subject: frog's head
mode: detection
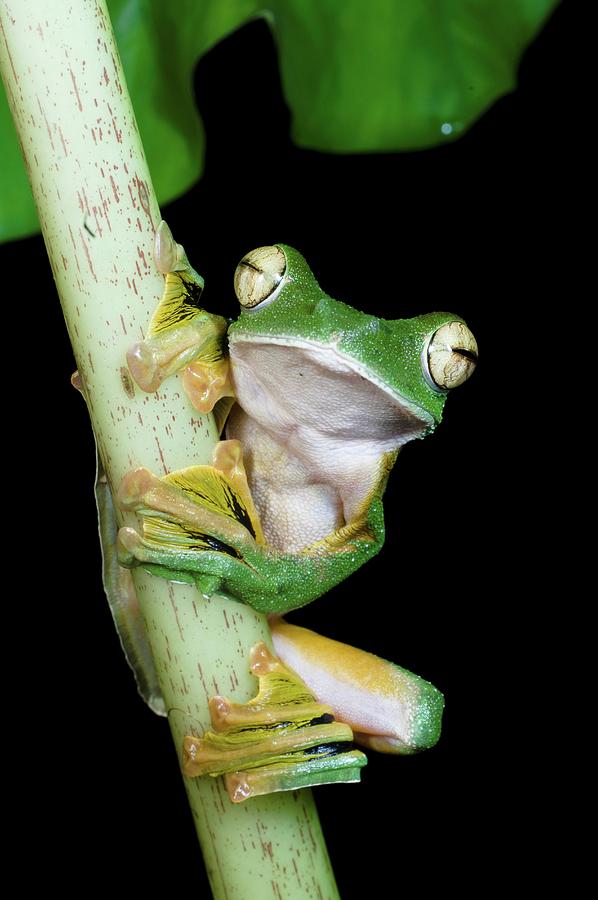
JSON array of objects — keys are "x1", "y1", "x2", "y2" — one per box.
[{"x1": 228, "y1": 245, "x2": 477, "y2": 442}]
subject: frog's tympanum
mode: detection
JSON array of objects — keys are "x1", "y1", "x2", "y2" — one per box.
[{"x1": 117, "y1": 222, "x2": 477, "y2": 801}]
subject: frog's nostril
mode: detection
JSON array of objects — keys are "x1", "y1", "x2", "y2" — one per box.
[
  {"x1": 422, "y1": 321, "x2": 478, "y2": 391},
  {"x1": 234, "y1": 246, "x2": 286, "y2": 309}
]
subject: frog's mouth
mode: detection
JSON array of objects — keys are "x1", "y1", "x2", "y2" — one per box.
[{"x1": 228, "y1": 334, "x2": 436, "y2": 448}]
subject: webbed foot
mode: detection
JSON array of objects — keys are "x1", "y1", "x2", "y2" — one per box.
[
  {"x1": 182, "y1": 642, "x2": 367, "y2": 802},
  {"x1": 126, "y1": 220, "x2": 234, "y2": 413},
  {"x1": 117, "y1": 440, "x2": 263, "y2": 582}
]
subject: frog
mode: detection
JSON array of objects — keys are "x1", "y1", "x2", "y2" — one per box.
[
  {"x1": 117, "y1": 225, "x2": 478, "y2": 618},
  {"x1": 114, "y1": 222, "x2": 477, "y2": 798}
]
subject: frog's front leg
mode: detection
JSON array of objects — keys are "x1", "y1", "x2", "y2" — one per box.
[
  {"x1": 270, "y1": 619, "x2": 444, "y2": 755},
  {"x1": 126, "y1": 220, "x2": 235, "y2": 417},
  {"x1": 117, "y1": 439, "x2": 269, "y2": 596}
]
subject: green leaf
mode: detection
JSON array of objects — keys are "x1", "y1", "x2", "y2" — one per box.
[{"x1": 0, "y1": 0, "x2": 557, "y2": 242}]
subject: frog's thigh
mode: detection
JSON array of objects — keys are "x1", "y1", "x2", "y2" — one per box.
[{"x1": 270, "y1": 619, "x2": 444, "y2": 755}]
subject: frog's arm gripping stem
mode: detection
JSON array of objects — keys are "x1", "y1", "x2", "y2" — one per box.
[{"x1": 127, "y1": 221, "x2": 234, "y2": 425}]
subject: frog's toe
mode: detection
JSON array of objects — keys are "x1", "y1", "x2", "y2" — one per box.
[
  {"x1": 117, "y1": 467, "x2": 160, "y2": 509},
  {"x1": 127, "y1": 341, "x2": 162, "y2": 392},
  {"x1": 180, "y1": 360, "x2": 234, "y2": 415},
  {"x1": 182, "y1": 642, "x2": 367, "y2": 803},
  {"x1": 117, "y1": 525, "x2": 144, "y2": 567},
  {"x1": 195, "y1": 574, "x2": 223, "y2": 599},
  {"x1": 117, "y1": 523, "x2": 197, "y2": 582}
]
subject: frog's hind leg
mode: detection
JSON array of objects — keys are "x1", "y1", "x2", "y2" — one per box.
[
  {"x1": 270, "y1": 619, "x2": 444, "y2": 755},
  {"x1": 182, "y1": 642, "x2": 367, "y2": 803}
]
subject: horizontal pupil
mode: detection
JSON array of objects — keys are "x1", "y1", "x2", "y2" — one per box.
[
  {"x1": 453, "y1": 348, "x2": 478, "y2": 363},
  {"x1": 241, "y1": 259, "x2": 262, "y2": 273}
]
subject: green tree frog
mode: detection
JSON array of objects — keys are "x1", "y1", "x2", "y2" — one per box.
[
  {"x1": 113, "y1": 223, "x2": 477, "y2": 795},
  {"x1": 118, "y1": 227, "x2": 478, "y2": 618}
]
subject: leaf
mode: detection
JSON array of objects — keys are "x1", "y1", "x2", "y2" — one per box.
[{"x1": 0, "y1": 0, "x2": 557, "y2": 242}]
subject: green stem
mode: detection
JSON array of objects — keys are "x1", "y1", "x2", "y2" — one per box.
[{"x1": 0, "y1": 2, "x2": 338, "y2": 896}]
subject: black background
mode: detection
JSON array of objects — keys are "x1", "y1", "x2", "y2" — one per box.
[{"x1": 5, "y1": 5, "x2": 568, "y2": 895}]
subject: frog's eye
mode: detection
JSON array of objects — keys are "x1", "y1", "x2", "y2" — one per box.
[
  {"x1": 423, "y1": 321, "x2": 478, "y2": 391},
  {"x1": 234, "y1": 246, "x2": 287, "y2": 309}
]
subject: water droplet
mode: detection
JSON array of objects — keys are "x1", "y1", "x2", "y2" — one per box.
[{"x1": 441, "y1": 122, "x2": 453, "y2": 136}]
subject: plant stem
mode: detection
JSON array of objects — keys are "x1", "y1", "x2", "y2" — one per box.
[{"x1": 0, "y1": 2, "x2": 338, "y2": 896}]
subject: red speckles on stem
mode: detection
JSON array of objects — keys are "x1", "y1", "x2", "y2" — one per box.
[
  {"x1": 216, "y1": 783, "x2": 228, "y2": 816},
  {"x1": 0, "y1": 18, "x2": 19, "y2": 85},
  {"x1": 102, "y1": 66, "x2": 109, "y2": 85},
  {"x1": 98, "y1": 188, "x2": 112, "y2": 231},
  {"x1": 292, "y1": 858, "x2": 302, "y2": 887},
  {"x1": 136, "y1": 176, "x2": 153, "y2": 226},
  {"x1": 79, "y1": 228, "x2": 98, "y2": 281},
  {"x1": 154, "y1": 435, "x2": 167, "y2": 474},
  {"x1": 68, "y1": 67, "x2": 83, "y2": 112},
  {"x1": 110, "y1": 52, "x2": 123, "y2": 94},
  {"x1": 196, "y1": 662, "x2": 209, "y2": 701},
  {"x1": 167, "y1": 585, "x2": 185, "y2": 642},
  {"x1": 87, "y1": 351, "x2": 95, "y2": 374},
  {"x1": 36, "y1": 96, "x2": 54, "y2": 149},
  {"x1": 109, "y1": 174, "x2": 119, "y2": 203},
  {"x1": 302, "y1": 806, "x2": 318, "y2": 853},
  {"x1": 58, "y1": 125, "x2": 68, "y2": 156},
  {"x1": 67, "y1": 224, "x2": 81, "y2": 273},
  {"x1": 94, "y1": 0, "x2": 108, "y2": 30},
  {"x1": 111, "y1": 117, "x2": 122, "y2": 143},
  {"x1": 91, "y1": 205, "x2": 103, "y2": 237},
  {"x1": 127, "y1": 182, "x2": 138, "y2": 210}
]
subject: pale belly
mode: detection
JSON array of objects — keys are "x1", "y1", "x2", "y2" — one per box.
[
  {"x1": 226, "y1": 338, "x2": 422, "y2": 552},
  {"x1": 226, "y1": 406, "x2": 345, "y2": 552}
]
